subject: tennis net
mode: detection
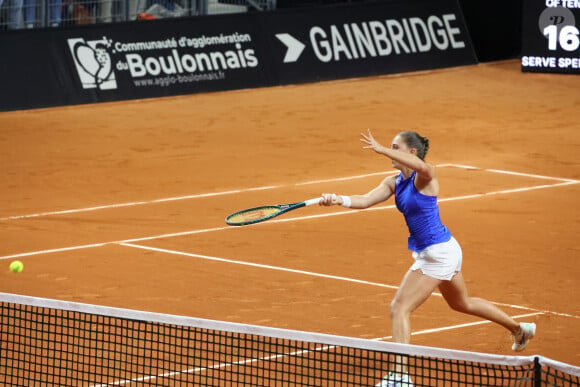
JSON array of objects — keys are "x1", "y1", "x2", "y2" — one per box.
[{"x1": 1, "y1": 292, "x2": 578, "y2": 386}]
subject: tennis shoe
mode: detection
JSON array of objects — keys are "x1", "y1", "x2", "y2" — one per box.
[
  {"x1": 375, "y1": 372, "x2": 413, "y2": 387},
  {"x1": 511, "y1": 322, "x2": 536, "y2": 352}
]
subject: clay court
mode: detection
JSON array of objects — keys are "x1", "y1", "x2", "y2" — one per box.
[{"x1": 0, "y1": 59, "x2": 578, "y2": 368}]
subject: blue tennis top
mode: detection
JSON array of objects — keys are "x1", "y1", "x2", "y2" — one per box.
[{"x1": 395, "y1": 171, "x2": 451, "y2": 252}]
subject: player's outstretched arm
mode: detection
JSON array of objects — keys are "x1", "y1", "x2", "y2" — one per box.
[{"x1": 319, "y1": 175, "x2": 395, "y2": 209}]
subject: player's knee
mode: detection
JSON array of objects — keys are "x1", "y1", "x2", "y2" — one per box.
[
  {"x1": 446, "y1": 297, "x2": 471, "y2": 313},
  {"x1": 389, "y1": 298, "x2": 407, "y2": 319},
  {"x1": 389, "y1": 299, "x2": 397, "y2": 319}
]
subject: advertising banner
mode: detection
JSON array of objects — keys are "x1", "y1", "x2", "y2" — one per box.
[
  {"x1": 521, "y1": 0, "x2": 580, "y2": 74},
  {"x1": 264, "y1": 0, "x2": 476, "y2": 84},
  {"x1": 0, "y1": 0, "x2": 476, "y2": 111}
]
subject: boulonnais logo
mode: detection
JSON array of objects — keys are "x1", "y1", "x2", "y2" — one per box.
[
  {"x1": 67, "y1": 37, "x2": 117, "y2": 90},
  {"x1": 65, "y1": 32, "x2": 259, "y2": 91}
]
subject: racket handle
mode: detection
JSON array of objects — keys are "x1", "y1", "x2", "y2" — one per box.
[{"x1": 304, "y1": 198, "x2": 322, "y2": 206}]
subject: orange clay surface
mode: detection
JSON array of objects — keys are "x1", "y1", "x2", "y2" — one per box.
[{"x1": 0, "y1": 60, "x2": 579, "y2": 366}]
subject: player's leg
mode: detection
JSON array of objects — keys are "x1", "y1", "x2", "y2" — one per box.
[
  {"x1": 438, "y1": 272, "x2": 536, "y2": 351},
  {"x1": 390, "y1": 269, "x2": 441, "y2": 344},
  {"x1": 438, "y1": 272, "x2": 519, "y2": 331},
  {"x1": 378, "y1": 269, "x2": 440, "y2": 385}
]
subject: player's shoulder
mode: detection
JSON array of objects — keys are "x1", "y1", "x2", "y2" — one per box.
[
  {"x1": 383, "y1": 173, "x2": 398, "y2": 191},
  {"x1": 416, "y1": 162, "x2": 437, "y2": 180},
  {"x1": 415, "y1": 163, "x2": 439, "y2": 194}
]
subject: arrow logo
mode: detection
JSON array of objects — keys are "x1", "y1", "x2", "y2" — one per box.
[{"x1": 275, "y1": 33, "x2": 305, "y2": 63}]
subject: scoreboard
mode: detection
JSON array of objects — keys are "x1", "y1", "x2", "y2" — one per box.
[{"x1": 521, "y1": 0, "x2": 580, "y2": 74}]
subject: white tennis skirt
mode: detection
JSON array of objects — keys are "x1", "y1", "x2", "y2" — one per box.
[{"x1": 410, "y1": 237, "x2": 462, "y2": 281}]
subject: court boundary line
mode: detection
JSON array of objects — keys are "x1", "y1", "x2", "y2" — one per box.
[
  {"x1": 118, "y1": 242, "x2": 579, "y2": 320},
  {"x1": 0, "y1": 178, "x2": 575, "y2": 261},
  {"x1": 2, "y1": 164, "x2": 577, "y2": 221},
  {"x1": 0, "y1": 164, "x2": 578, "y2": 261}
]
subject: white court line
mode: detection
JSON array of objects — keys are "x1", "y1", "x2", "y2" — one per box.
[
  {"x1": 0, "y1": 178, "x2": 578, "y2": 261},
  {"x1": 0, "y1": 186, "x2": 280, "y2": 221},
  {"x1": 119, "y1": 242, "x2": 580, "y2": 320},
  {"x1": 486, "y1": 168, "x2": 578, "y2": 183},
  {"x1": 0, "y1": 242, "x2": 110, "y2": 260},
  {"x1": 0, "y1": 226, "x2": 232, "y2": 260},
  {"x1": 90, "y1": 345, "x2": 307, "y2": 386},
  {"x1": 119, "y1": 242, "x2": 400, "y2": 290},
  {"x1": 378, "y1": 311, "x2": 546, "y2": 341},
  {"x1": 295, "y1": 170, "x2": 397, "y2": 185},
  {"x1": 248, "y1": 180, "x2": 578, "y2": 225},
  {"x1": 2, "y1": 164, "x2": 577, "y2": 221},
  {"x1": 438, "y1": 164, "x2": 579, "y2": 184}
]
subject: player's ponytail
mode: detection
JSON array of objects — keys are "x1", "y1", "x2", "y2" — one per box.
[{"x1": 399, "y1": 131, "x2": 429, "y2": 160}]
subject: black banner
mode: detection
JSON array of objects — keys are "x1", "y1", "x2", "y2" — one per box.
[
  {"x1": 521, "y1": 0, "x2": 580, "y2": 74},
  {"x1": 0, "y1": 0, "x2": 476, "y2": 111}
]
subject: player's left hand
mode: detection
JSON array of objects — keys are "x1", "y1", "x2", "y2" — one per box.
[{"x1": 360, "y1": 128, "x2": 384, "y2": 153}]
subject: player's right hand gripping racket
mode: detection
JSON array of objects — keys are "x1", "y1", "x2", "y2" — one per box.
[{"x1": 225, "y1": 198, "x2": 321, "y2": 226}]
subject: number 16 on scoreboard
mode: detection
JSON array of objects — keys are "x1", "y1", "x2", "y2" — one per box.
[{"x1": 540, "y1": 6, "x2": 579, "y2": 52}]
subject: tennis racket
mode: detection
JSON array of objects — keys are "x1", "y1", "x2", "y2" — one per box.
[{"x1": 225, "y1": 198, "x2": 321, "y2": 226}]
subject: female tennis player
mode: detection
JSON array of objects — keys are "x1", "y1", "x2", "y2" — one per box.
[{"x1": 319, "y1": 129, "x2": 536, "y2": 386}]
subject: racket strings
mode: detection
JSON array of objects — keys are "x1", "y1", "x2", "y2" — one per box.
[{"x1": 226, "y1": 206, "x2": 281, "y2": 224}]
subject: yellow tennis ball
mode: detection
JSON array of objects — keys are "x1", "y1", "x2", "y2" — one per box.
[{"x1": 9, "y1": 260, "x2": 23, "y2": 273}]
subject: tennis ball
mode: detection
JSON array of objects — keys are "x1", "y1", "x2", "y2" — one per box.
[{"x1": 9, "y1": 260, "x2": 23, "y2": 273}]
